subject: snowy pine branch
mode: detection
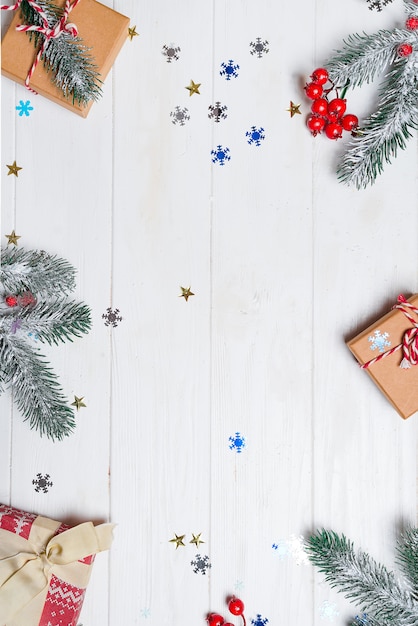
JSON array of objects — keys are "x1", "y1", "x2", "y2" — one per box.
[
  {"x1": 0, "y1": 334, "x2": 75, "y2": 440},
  {"x1": 306, "y1": 530, "x2": 418, "y2": 624},
  {"x1": 1, "y1": 247, "x2": 76, "y2": 296},
  {"x1": 19, "y1": 0, "x2": 102, "y2": 104},
  {"x1": 397, "y1": 529, "x2": 418, "y2": 599}
]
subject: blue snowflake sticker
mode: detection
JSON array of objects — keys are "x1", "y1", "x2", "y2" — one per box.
[
  {"x1": 220, "y1": 60, "x2": 240, "y2": 80},
  {"x1": 229, "y1": 432, "x2": 246, "y2": 453},
  {"x1": 246, "y1": 126, "x2": 265, "y2": 146},
  {"x1": 16, "y1": 100, "x2": 34, "y2": 116},
  {"x1": 211, "y1": 145, "x2": 231, "y2": 166},
  {"x1": 251, "y1": 615, "x2": 269, "y2": 626},
  {"x1": 368, "y1": 329, "x2": 390, "y2": 353}
]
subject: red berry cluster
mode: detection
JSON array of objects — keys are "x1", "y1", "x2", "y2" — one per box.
[
  {"x1": 5, "y1": 291, "x2": 36, "y2": 308},
  {"x1": 304, "y1": 67, "x2": 359, "y2": 140},
  {"x1": 208, "y1": 597, "x2": 246, "y2": 626}
]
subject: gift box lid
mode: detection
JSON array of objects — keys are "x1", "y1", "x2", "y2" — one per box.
[
  {"x1": 347, "y1": 294, "x2": 418, "y2": 419},
  {"x1": 1, "y1": 0, "x2": 130, "y2": 117}
]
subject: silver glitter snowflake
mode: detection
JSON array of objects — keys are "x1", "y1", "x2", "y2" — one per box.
[
  {"x1": 250, "y1": 38, "x2": 269, "y2": 58},
  {"x1": 208, "y1": 101, "x2": 228, "y2": 122},
  {"x1": 162, "y1": 44, "x2": 181, "y2": 62},
  {"x1": 32, "y1": 473, "x2": 53, "y2": 493},
  {"x1": 170, "y1": 106, "x2": 190, "y2": 126},
  {"x1": 102, "y1": 307, "x2": 122, "y2": 327},
  {"x1": 191, "y1": 553, "x2": 211, "y2": 574}
]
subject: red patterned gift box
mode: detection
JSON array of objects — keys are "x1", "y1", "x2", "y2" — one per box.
[{"x1": 0, "y1": 503, "x2": 114, "y2": 626}]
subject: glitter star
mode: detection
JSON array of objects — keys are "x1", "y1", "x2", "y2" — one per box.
[
  {"x1": 186, "y1": 80, "x2": 201, "y2": 96},
  {"x1": 179, "y1": 286, "x2": 194, "y2": 301},
  {"x1": 71, "y1": 396, "x2": 86, "y2": 410},
  {"x1": 169, "y1": 534, "x2": 186, "y2": 549},
  {"x1": 190, "y1": 533, "x2": 205, "y2": 548},
  {"x1": 6, "y1": 160, "x2": 22, "y2": 176},
  {"x1": 5, "y1": 230, "x2": 21, "y2": 245},
  {"x1": 287, "y1": 101, "x2": 301, "y2": 117},
  {"x1": 128, "y1": 25, "x2": 139, "y2": 41}
]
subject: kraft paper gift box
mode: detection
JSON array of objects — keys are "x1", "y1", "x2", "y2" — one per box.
[
  {"x1": 0, "y1": 503, "x2": 114, "y2": 626},
  {"x1": 347, "y1": 294, "x2": 418, "y2": 419},
  {"x1": 1, "y1": 0, "x2": 130, "y2": 117}
]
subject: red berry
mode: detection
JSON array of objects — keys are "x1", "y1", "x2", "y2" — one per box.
[
  {"x1": 307, "y1": 115, "x2": 326, "y2": 136},
  {"x1": 397, "y1": 43, "x2": 413, "y2": 56},
  {"x1": 406, "y1": 16, "x2": 418, "y2": 30},
  {"x1": 304, "y1": 82, "x2": 323, "y2": 100},
  {"x1": 311, "y1": 97, "x2": 328, "y2": 116},
  {"x1": 18, "y1": 291, "x2": 36, "y2": 307},
  {"x1": 325, "y1": 122, "x2": 343, "y2": 140},
  {"x1": 208, "y1": 614, "x2": 224, "y2": 626},
  {"x1": 328, "y1": 98, "x2": 346, "y2": 117},
  {"x1": 341, "y1": 113, "x2": 359, "y2": 131},
  {"x1": 310, "y1": 67, "x2": 329, "y2": 85},
  {"x1": 5, "y1": 295, "x2": 18, "y2": 307},
  {"x1": 228, "y1": 598, "x2": 245, "y2": 616}
]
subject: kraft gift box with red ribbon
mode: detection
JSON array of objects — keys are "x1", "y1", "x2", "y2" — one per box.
[
  {"x1": 1, "y1": 0, "x2": 130, "y2": 117},
  {"x1": 0, "y1": 503, "x2": 114, "y2": 626},
  {"x1": 347, "y1": 294, "x2": 418, "y2": 419}
]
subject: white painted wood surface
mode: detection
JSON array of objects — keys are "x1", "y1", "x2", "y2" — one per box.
[{"x1": 1, "y1": 0, "x2": 418, "y2": 624}]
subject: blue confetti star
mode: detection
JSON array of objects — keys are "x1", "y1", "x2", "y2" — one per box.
[
  {"x1": 229, "y1": 431, "x2": 246, "y2": 453},
  {"x1": 211, "y1": 145, "x2": 231, "y2": 166},
  {"x1": 16, "y1": 100, "x2": 34, "y2": 116},
  {"x1": 220, "y1": 60, "x2": 240, "y2": 80},
  {"x1": 246, "y1": 126, "x2": 265, "y2": 146}
]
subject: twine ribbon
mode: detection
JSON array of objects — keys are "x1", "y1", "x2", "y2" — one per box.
[
  {"x1": 0, "y1": 0, "x2": 81, "y2": 92},
  {"x1": 0, "y1": 515, "x2": 114, "y2": 623},
  {"x1": 361, "y1": 294, "x2": 418, "y2": 369}
]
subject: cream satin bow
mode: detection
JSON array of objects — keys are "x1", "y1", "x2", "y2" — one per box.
[{"x1": 0, "y1": 516, "x2": 114, "y2": 623}]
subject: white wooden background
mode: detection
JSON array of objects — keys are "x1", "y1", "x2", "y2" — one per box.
[{"x1": 1, "y1": 0, "x2": 418, "y2": 624}]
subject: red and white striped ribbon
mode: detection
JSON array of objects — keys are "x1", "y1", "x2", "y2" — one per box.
[
  {"x1": 361, "y1": 294, "x2": 418, "y2": 369},
  {"x1": 1, "y1": 0, "x2": 81, "y2": 92}
]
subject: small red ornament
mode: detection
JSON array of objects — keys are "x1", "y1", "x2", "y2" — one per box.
[
  {"x1": 5, "y1": 295, "x2": 18, "y2": 307},
  {"x1": 307, "y1": 115, "x2": 326, "y2": 136},
  {"x1": 228, "y1": 598, "x2": 245, "y2": 616},
  {"x1": 341, "y1": 113, "x2": 359, "y2": 131},
  {"x1": 310, "y1": 67, "x2": 329, "y2": 85},
  {"x1": 208, "y1": 614, "x2": 225, "y2": 626},
  {"x1": 406, "y1": 16, "x2": 418, "y2": 30},
  {"x1": 311, "y1": 97, "x2": 328, "y2": 116},
  {"x1": 325, "y1": 122, "x2": 343, "y2": 140},
  {"x1": 304, "y1": 82, "x2": 323, "y2": 100},
  {"x1": 328, "y1": 97, "x2": 347, "y2": 117},
  {"x1": 18, "y1": 291, "x2": 36, "y2": 307},
  {"x1": 397, "y1": 43, "x2": 413, "y2": 57}
]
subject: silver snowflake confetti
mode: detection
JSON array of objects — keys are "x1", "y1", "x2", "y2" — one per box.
[
  {"x1": 170, "y1": 106, "x2": 190, "y2": 126},
  {"x1": 208, "y1": 102, "x2": 228, "y2": 122},
  {"x1": 191, "y1": 553, "x2": 211, "y2": 574},
  {"x1": 162, "y1": 44, "x2": 181, "y2": 62},
  {"x1": 32, "y1": 473, "x2": 53, "y2": 493},
  {"x1": 102, "y1": 308, "x2": 122, "y2": 327},
  {"x1": 250, "y1": 38, "x2": 269, "y2": 58}
]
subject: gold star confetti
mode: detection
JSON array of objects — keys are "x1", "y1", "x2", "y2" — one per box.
[
  {"x1": 190, "y1": 533, "x2": 205, "y2": 548},
  {"x1": 179, "y1": 286, "x2": 194, "y2": 301},
  {"x1": 186, "y1": 80, "x2": 201, "y2": 96},
  {"x1": 128, "y1": 25, "x2": 139, "y2": 41},
  {"x1": 6, "y1": 160, "x2": 22, "y2": 176},
  {"x1": 5, "y1": 230, "x2": 21, "y2": 246},
  {"x1": 169, "y1": 534, "x2": 186, "y2": 549},
  {"x1": 71, "y1": 396, "x2": 86, "y2": 410},
  {"x1": 287, "y1": 101, "x2": 301, "y2": 117}
]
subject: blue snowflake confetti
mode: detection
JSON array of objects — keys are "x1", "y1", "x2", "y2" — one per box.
[
  {"x1": 368, "y1": 329, "x2": 390, "y2": 353},
  {"x1": 211, "y1": 145, "x2": 231, "y2": 166},
  {"x1": 28, "y1": 331, "x2": 39, "y2": 341},
  {"x1": 16, "y1": 100, "x2": 33, "y2": 116},
  {"x1": 140, "y1": 608, "x2": 151, "y2": 619},
  {"x1": 170, "y1": 106, "x2": 190, "y2": 126},
  {"x1": 191, "y1": 553, "x2": 211, "y2": 574},
  {"x1": 229, "y1": 432, "x2": 246, "y2": 453},
  {"x1": 220, "y1": 60, "x2": 240, "y2": 80},
  {"x1": 250, "y1": 38, "x2": 269, "y2": 58},
  {"x1": 320, "y1": 601, "x2": 339, "y2": 621},
  {"x1": 251, "y1": 615, "x2": 269, "y2": 626},
  {"x1": 246, "y1": 126, "x2": 265, "y2": 146}
]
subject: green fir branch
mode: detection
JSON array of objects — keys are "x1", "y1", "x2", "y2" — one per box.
[
  {"x1": 1, "y1": 247, "x2": 76, "y2": 296},
  {"x1": 337, "y1": 58, "x2": 418, "y2": 188},
  {"x1": 306, "y1": 530, "x2": 418, "y2": 624},
  {"x1": 19, "y1": 0, "x2": 102, "y2": 104},
  {"x1": 0, "y1": 334, "x2": 75, "y2": 440},
  {"x1": 17, "y1": 299, "x2": 91, "y2": 346},
  {"x1": 397, "y1": 529, "x2": 418, "y2": 599}
]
